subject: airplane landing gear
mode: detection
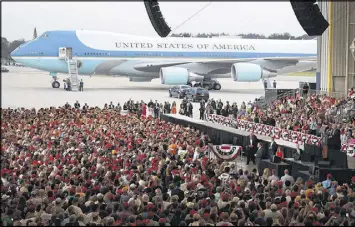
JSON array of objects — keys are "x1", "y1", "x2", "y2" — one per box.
[
  {"x1": 213, "y1": 83, "x2": 221, "y2": 90},
  {"x1": 194, "y1": 79, "x2": 221, "y2": 90},
  {"x1": 51, "y1": 75, "x2": 60, "y2": 88},
  {"x1": 52, "y1": 81, "x2": 60, "y2": 88},
  {"x1": 187, "y1": 79, "x2": 221, "y2": 90}
]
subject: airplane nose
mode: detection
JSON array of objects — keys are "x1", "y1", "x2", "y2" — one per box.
[
  {"x1": 10, "y1": 49, "x2": 18, "y2": 58},
  {"x1": 11, "y1": 41, "x2": 30, "y2": 59}
]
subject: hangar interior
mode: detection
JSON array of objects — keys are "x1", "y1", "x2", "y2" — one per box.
[{"x1": 317, "y1": 1, "x2": 355, "y2": 93}]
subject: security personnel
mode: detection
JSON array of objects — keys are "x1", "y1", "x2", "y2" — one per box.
[
  {"x1": 187, "y1": 101, "x2": 193, "y2": 118},
  {"x1": 83, "y1": 103, "x2": 89, "y2": 112},
  {"x1": 64, "y1": 102, "x2": 71, "y2": 109},
  {"x1": 164, "y1": 102, "x2": 169, "y2": 114},
  {"x1": 232, "y1": 103, "x2": 238, "y2": 119},
  {"x1": 108, "y1": 101, "x2": 114, "y2": 109},
  {"x1": 74, "y1": 101, "x2": 80, "y2": 109},
  {"x1": 79, "y1": 79, "x2": 84, "y2": 92},
  {"x1": 116, "y1": 103, "x2": 122, "y2": 113},
  {"x1": 217, "y1": 100, "x2": 223, "y2": 115},
  {"x1": 167, "y1": 102, "x2": 171, "y2": 114},
  {"x1": 199, "y1": 103, "x2": 205, "y2": 120},
  {"x1": 66, "y1": 79, "x2": 71, "y2": 91},
  {"x1": 226, "y1": 101, "x2": 230, "y2": 115},
  {"x1": 273, "y1": 80, "x2": 277, "y2": 88},
  {"x1": 303, "y1": 83, "x2": 309, "y2": 96},
  {"x1": 183, "y1": 99, "x2": 188, "y2": 116},
  {"x1": 154, "y1": 101, "x2": 160, "y2": 118},
  {"x1": 148, "y1": 99, "x2": 154, "y2": 108},
  {"x1": 263, "y1": 79, "x2": 268, "y2": 89},
  {"x1": 211, "y1": 99, "x2": 216, "y2": 112}
]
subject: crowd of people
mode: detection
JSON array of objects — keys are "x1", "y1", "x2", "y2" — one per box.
[
  {"x1": 2, "y1": 103, "x2": 355, "y2": 227},
  {"x1": 204, "y1": 88, "x2": 355, "y2": 150}
]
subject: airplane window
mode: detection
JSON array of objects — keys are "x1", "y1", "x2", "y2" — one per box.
[{"x1": 40, "y1": 34, "x2": 49, "y2": 38}]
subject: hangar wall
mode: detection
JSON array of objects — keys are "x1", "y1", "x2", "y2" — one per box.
[{"x1": 317, "y1": 1, "x2": 355, "y2": 93}]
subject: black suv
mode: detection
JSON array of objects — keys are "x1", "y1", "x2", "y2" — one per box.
[
  {"x1": 186, "y1": 87, "x2": 209, "y2": 102},
  {"x1": 169, "y1": 85, "x2": 191, "y2": 99}
]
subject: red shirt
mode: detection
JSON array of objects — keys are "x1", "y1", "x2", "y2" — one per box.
[{"x1": 276, "y1": 151, "x2": 284, "y2": 159}]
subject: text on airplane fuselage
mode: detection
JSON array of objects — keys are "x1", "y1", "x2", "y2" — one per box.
[{"x1": 115, "y1": 42, "x2": 255, "y2": 51}]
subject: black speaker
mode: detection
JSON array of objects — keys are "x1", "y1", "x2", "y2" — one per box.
[
  {"x1": 270, "y1": 155, "x2": 281, "y2": 163},
  {"x1": 309, "y1": 165, "x2": 316, "y2": 175},
  {"x1": 290, "y1": 0, "x2": 329, "y2": 36},
  {"x1": 317, "y1": 160, "x2": 331, "y2": 168},
  {"x1": 144, "y1": 0, "x2": 171, "y2": 37}
]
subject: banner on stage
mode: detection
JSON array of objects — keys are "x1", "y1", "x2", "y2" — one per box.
[{"x1": 208, "y1": 144, "x2": 241, "y2": 161}]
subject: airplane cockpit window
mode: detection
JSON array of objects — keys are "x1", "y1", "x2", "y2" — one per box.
[{"x1": 40, "y1": 34, "x2": 49, "y2": 39}]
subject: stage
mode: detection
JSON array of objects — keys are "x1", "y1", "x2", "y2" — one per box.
[
  {"x1": 162, "y1": 114, "x2": 300, "y2": 157},
  {"x1": 161, "y1": 113, "x2": 355, "y2": 183}
]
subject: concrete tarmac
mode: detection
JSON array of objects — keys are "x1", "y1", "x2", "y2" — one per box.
[{"x1": 1, "y1": 66, "x2": 314, "y2": 119}]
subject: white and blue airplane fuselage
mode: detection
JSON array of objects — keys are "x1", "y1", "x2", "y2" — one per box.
[{"x1": 11, "y1": 30, "x2": 316, "y2": 90}]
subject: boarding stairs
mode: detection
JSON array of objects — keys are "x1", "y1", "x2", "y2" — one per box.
[{"x1": 66, "y1": 58, "x2": 79, "y2": 91}]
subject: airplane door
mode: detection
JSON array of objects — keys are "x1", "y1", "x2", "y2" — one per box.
[
  {"x1": 59, "y1": 47, "x2": 66, "y2": 59},
  {"x1": 66, "y1": 48, "x2": 73, "y2": 59}
]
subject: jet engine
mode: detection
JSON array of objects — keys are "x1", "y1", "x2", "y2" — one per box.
[
  {"x1": 231, "y1": 63, "x2": 277, "y2": 82},
  {"x1": 160, "y1": 67, "x2": 203, "y2": 85}
]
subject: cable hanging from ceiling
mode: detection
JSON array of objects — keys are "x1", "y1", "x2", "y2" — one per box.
[{"x1": 169, "y1": 2, "x2": 212, "y2": 36}]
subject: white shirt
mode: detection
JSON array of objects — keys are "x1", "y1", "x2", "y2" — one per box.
[
  {"x1": 281, "y1": 174, "x2": 294, "y2": 184},
  {"x1": 193, "y1": 150, "x2": 200, "y2": 161}
]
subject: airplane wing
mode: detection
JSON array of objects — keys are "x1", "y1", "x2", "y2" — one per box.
[{"x1": 132, "y1": 56, "x2": 316, "y2": 76}]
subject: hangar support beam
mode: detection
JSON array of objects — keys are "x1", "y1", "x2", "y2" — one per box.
[{"x1": 318, "y1": 1, "x2": 355, "y2": 93}]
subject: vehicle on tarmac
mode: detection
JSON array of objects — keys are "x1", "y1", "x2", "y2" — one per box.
[
  {"x1": 15, "y1": 63, "x2": 25, "y2": 67},
  {"x1": 185, "y1": 87, "x2": 209, "y2": 102},
  {"x1": 169, "y1": 85, "x2": 191, "y2": 99},
  {"x1": 1, "y1": 67, "x2": 9, "y2": 73}
]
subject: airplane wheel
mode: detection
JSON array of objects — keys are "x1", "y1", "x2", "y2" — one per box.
[
  {"x1": 52, "y1": 81, "x2": 60, "y2": 88},
  {"x1": 187, "y1": 82, "x2": 192, "y2": 87},
  {"x1": 203, "y1": 84, "x2": 212, "y2": 90},
  {"x1": 169, "y1": 91, "x2": 172, "y2": 97},
  {"x1": 178, "y1": 93, "x2": 182, "y2": 99},
  {"x1": 214, "y1": 83, "x2": 221, "y2": 90}
]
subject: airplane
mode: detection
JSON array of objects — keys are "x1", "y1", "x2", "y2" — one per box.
[{"x1": 11, "y1": 30, "x2": 317, "y2": 90}]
